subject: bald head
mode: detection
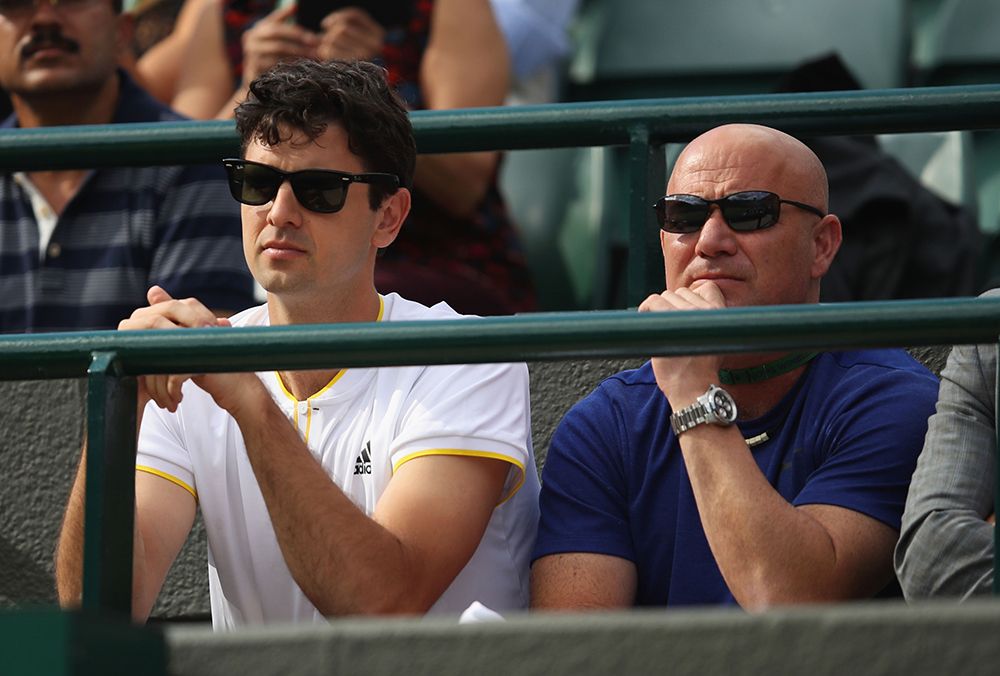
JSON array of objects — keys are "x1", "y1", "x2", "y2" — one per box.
[
  {"x1": 668, "y1": 124, "x2": 829, "y2": 212},
  {"x1": 659, "y1": 123, "x2": 842, "y2": 308}
]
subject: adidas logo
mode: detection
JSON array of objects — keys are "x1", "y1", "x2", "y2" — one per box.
[{"x1": 353, "y1": 441, "x2": 372, "y2": 476}]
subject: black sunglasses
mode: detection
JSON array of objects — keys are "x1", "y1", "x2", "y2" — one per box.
[
  {"x1": 653, "y1": 191, "x2": 825, "y2": 234},
  {"x1": 222, "y1": 159, "x2": 400, "y2": 214}
]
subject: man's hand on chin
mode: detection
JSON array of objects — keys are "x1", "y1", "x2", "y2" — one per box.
[{"x1": 639, "y1": 281, "x2": 726, "y2": 409}]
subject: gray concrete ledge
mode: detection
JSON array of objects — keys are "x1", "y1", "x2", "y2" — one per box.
[{"x1": 166, "y1": 598, "x2": 1000, "y2": 676}]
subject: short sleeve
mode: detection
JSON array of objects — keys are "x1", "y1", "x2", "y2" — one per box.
[
  {"x1": 532, "y1": 384, "x2": 634, "y2": 563},
  {"x1": 792, "y1": 364, "x2": 939, "y2": 531},
  {"x1": 150, "y1": 164, "x2": 255, "y2": 313},
  {"x1": 136, "y1": 395, "x2": 197, "y2": 499},
  {"x1": 389, "y1": 361, "x2": 531, "y2": 502}
]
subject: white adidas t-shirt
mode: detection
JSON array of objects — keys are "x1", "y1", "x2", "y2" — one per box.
[{"x1": 136, "y1": 293, "x2": 539, "y2": 629}]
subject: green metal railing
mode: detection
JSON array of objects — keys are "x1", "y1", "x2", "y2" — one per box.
[
  {"x1": 3, "y1": 85, "x2": 1000, "y2": 620},
  {"x1": 5, "y1": 300, "x2": 1000, "y2": 614},
  {"x1": 4, "y1": 84, "x2": 1000, "y2": 305}
]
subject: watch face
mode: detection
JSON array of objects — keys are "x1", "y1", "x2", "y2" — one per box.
[{"x1": 710, "y1": 388, "x2": 737, "y2": 423}]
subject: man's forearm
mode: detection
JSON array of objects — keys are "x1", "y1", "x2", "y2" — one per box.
[
  {"x1": 680, "y1": 426, "x2": 889, "y2": 609},
  {"x1": 54, "y1": 440, "x2": 161, "y2": 621},
  {"x1": 233, "y1": 398, "x2": 433, "y2": 616},
  {"x1": 413, "y1": 153, "x2": 498, "y2": 219},
  {"x1": 54, "y1": 448, "x2": 88, "y2": 608}
]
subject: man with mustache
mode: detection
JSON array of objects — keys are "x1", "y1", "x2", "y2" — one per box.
[
  {"x1": 531, "y1": 124, "x2": 939, "y2": 610},
  {"x1": 0, "y1": 0, "x2": 253, "y2": 331},
  {"x1": 56, "y1": 59, "x2": 538, "y2": 627}
]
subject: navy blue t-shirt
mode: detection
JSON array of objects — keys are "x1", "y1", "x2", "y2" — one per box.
[{"x1": 532, "y1": 349, "x2": 939, "y2": 607}]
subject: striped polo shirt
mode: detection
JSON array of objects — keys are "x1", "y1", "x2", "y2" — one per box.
[{"x1": 0, "y1": 71, "x2": 254, "y2": 332}]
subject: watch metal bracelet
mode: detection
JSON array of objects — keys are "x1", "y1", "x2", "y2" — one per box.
[{"x1": 669, "y1": 384, "x2": 737, "y2": 436}]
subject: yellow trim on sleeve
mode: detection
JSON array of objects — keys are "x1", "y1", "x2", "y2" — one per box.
[
  {"x1": 136, "y1": 465, "x2": 197, "y2": 501},
  {"x1": 391, "y1": 449, "x2": 526, "y2": 505}
]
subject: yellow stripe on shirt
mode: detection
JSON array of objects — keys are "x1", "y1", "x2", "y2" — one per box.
[
  {"x1": 392, "y1": 449, "x2": 526, "y2": 505},
  {"x1": 136, "y1": 465, "x2": 197, "y2": 501}
]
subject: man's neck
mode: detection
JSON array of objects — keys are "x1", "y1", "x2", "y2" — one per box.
[
  {"x1": 269, "y1": 286, "x2": 383, "y2": 401},
  {"x1": 11, "y1": 73, "x2": 120, "y2": 129},
  {"x1": 267, "y1": 285, "x2": 382, "y2": 326},
  {"x1": 12, "y1": 75, "x2": 121, "y2": 215},
  {"x1": 721, "y1": 352, "x2": 810, "y2": 420}
]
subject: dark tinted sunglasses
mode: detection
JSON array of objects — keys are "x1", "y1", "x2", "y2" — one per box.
[
  {"x1": 653, "y1": 191, "x2": 825, "y2": 234},
  {"x1": 222, "y1": 159, "x2": 400, "y2": 214}
]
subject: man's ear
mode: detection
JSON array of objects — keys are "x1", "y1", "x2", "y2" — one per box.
[
  {"x1": 371, "y1": 188, "x2": 411, "y2": 249},
  {"x1": 811, "y1": 214, "x2": 843, "y2": 280}
]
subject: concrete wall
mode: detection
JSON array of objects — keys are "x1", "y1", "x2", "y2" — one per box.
[
  {"x1": 0, "y1": 378, "x2": 211, "y2": 618},
  {"x1": 165, "y1": 599, "x2": 1000, "y2": 676},
  {"x1": 0, "y1": 358, "x2": 642, "y2": 619},
  {"x1": 0, "y1": 379, "x2": 83, "y2": 609}
]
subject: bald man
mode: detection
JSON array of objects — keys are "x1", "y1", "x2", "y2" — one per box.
[{"x1": 530, "y1": 124, "x2": 939, "y2": 610}]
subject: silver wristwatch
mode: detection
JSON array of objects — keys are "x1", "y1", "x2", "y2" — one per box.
[{"x1": 669, "y1": 384, "x2": 738, "y2": 436}]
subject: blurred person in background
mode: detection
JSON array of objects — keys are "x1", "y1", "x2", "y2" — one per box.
[
  {"x1": 135, "y1": 0, "x2": 536, "y2": 314},
  {"x1": 490, "y1": 0, "x2": 578, "y2": 104},
  {"x1": 775, "y1": 54, "x2": 981, "y2": 302},
  {"x1": 0, "y1": 0, "x2": 253, "y2": 331}
]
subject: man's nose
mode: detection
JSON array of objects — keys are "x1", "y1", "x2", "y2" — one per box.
[
  {"x1": 29, "y1": 0, "x2": 66, "y2": 21},
  {"x1": 694, "y1": 206, "x2": 738, "y2": 258},
  {"x1": 266, "y1": 181, "x2": 305, "y2": 228}
]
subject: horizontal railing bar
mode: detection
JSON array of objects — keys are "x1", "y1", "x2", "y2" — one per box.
[
  {"x1": 1, "y1": 297, "x2": 999, "y2": 381},
  {"x1": 414, "y1": 85, "x2": 1000, "y2": 152},
  {"x1": 0, "y1": 85, "x2": 998, "y2": 170}
]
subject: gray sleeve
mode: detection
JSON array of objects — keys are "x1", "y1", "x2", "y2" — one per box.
[{"x1": 895, "y1": 340, "x2": 997, "y2": 599}]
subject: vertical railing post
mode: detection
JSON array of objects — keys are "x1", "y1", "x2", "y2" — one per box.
[
  {"x1": 627, "y1": 125, "x2": 666, "y2": 307},
  {"x1": 83, "y1": 351, "x2": 137, "y2": 616}
]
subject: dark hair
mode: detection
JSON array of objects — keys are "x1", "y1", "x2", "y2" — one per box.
[{"x1": 234, "y1": 59, "x2": 416, "y2": 210}]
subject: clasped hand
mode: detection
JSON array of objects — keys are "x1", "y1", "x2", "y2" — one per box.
[
  {"x1": 638, "y1": 282, "x2": 727, "y2": 409},
  {"x1": 119, "y1": 286, "x2": 258, "y2": 416}
]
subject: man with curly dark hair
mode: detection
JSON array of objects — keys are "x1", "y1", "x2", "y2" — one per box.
[{"x1": 56, "y1": 59, "x2": 538, "y2": 628}]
